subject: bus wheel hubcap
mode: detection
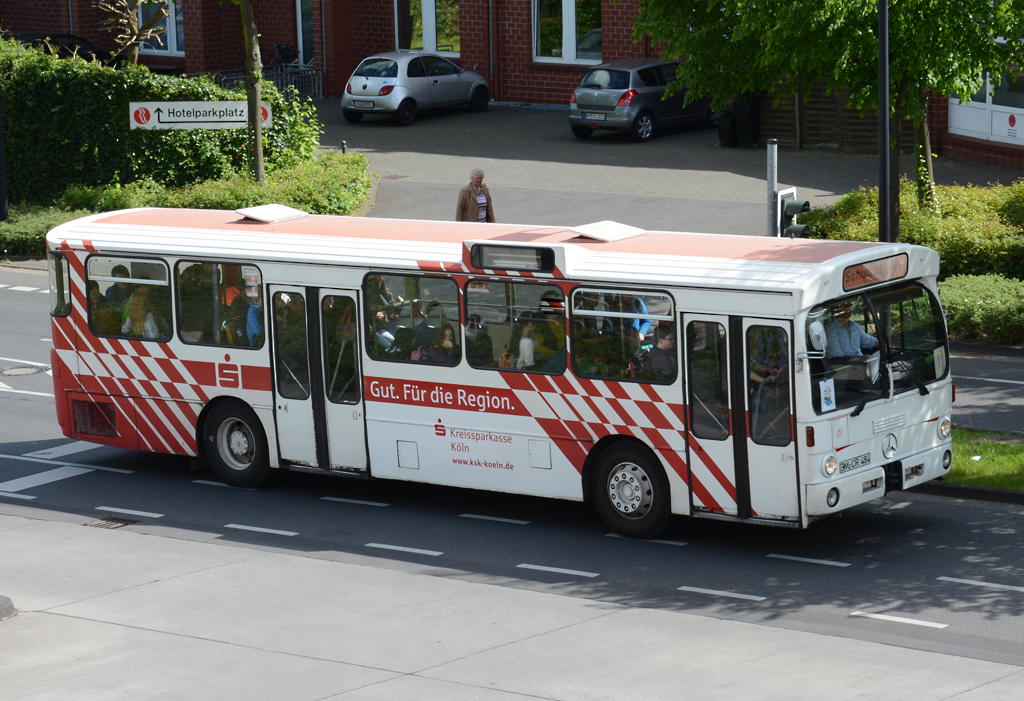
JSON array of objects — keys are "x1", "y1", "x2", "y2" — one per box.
[
  {"x1": 218, "y1": 419, "x2": 254, "y2": 471},
  {"x1": 608, "y1": 462, "x2": 653, "y2": 519}
]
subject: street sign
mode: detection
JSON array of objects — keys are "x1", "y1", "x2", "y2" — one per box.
[{"x1": 129, "y1": 101, "x2": 272, "y2": 130}]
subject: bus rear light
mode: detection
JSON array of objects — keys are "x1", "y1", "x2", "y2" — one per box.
[
  {"x1": 72, "y1": 399, "x2": 117, "y2": 438},
  {"x1": 806, "y1": 426, "x2": 815, "y2": 447},
  {"x1": 617, "y1": 89, "x2": 638, "y2": 106}
]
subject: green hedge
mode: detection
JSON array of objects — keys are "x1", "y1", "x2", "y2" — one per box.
[
  {"x1": 802, "y1": 178, "x2": 1024, "y2": 281},
  {"x1": 2, "y1": 152, "x2": 372, "y2": 257},
  {"x1": 0, "y1": 38, "x2": 321, "y2": 203},
  {"x1": 938, "y1": 275, "x2": 1024, "y2": 345}
]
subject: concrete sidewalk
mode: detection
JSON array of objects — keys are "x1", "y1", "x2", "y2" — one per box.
[{"x1": 2, "y1": 508, "x2": 1021, "y2": 700}]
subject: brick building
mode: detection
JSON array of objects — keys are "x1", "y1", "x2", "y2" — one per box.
[{"x1": 3, "y1": 0, "x2": 1022, "y2": 169}]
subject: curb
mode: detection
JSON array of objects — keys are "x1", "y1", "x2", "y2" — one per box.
[
  {"x1": 910, "y1": 481, "x2": 1024, "y2": 506},
  {"x1": 353, "y1": 174, "x2": 380, "y2": 218}
]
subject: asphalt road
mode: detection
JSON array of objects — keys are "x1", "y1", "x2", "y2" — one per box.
[{"x1": 3, "y1": 265, "x2": 1024, "y2": 678}]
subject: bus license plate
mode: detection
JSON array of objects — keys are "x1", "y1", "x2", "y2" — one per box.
[
  {"x1": 353, "y1": 101, "x2": 373, "y2": 108},
  {"x1": 839, "y1": 453, "x2": 871, "y2": 473},
  {"x1": 583, "y1": 112, "x2": 606, "y2": 121}
]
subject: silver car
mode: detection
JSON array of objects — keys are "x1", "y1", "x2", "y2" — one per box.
[
  {"x1": 569, "y1": 58, "x2": 712, "y2": 142},
  {"x1": 341, "y1": 52, "x2": 490, "y2": 126}
]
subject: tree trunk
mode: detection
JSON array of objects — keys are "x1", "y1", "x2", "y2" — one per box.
[
  {"x1": 915, "y1": 82, "x2": 936, "y2": 210},
  {"x1": 239, "y1": 0, "x2": 264, "y2": 183},
  {"x1": 888, "y1": 73, "x2": 911, "y2": 243}
]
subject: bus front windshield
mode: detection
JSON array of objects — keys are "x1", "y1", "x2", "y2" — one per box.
[{"x1": 806, "y1": 283, "x2": 948, "y2": 414}]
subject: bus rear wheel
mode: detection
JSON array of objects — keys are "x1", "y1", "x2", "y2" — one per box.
[
  {"x1": 204, "y1": 400, "x2": 270, "y2": 488},
  {"x1": 592, "y1": 446, "x2": 672, "y2": 538}
]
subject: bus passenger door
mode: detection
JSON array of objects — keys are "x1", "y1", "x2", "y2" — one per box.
[
  {"x1": 270, "y1": 285, "x2": 319, "y2": 468},
  {"x1": 740, "y1": 319, "x2": 799, "y2": 521},
  {"x1": 683, "y1": 315, "x2": 739, "y2": 516},
  {"x1": 319, "y1": 290, "x2": 367, "y2": 472}
]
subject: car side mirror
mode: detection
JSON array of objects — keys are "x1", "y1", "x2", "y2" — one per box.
[{"x1": 808, "y1": 321, "x2": 826, "y2": 352}]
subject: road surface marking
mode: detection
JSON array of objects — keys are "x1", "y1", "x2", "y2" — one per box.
[
  {"x1": 39, "y1": 289, "x2": 50, "y2": 294},
  {"x1": 0, "y1": 356, "x2": 51, "y2": 367},
  {"x1": 24, "y1": 441, "x2": 105, "y2": 460},
  {"x1": 0, "y1": 284, "x2": 8, "y2": 289},
  {"x1": 192, "y1": 479, "x2": 255, "y2": 490},
  {"x1": 0, "y1": 466, "x2": 94, "y2": 493},
  {"x1": 517, "y1": 563, "x2": 599, "y2": 578},
  {"x1": 40, "y1": 338, "x2": 52, "y2": 342},
  {"x1": 366, "y1": 542, "x2": 443, "y2": 556},
  {"x1": 97, "y1": 506, "x2": 164, "y2": 519},
  {"x1": 321, "y1": 496, "x2": 389, "y2": 507},
  {"x1": 767, "y1": 553, "x2": 851, "y2": 567},
  {"x1": 606, "y1": 533, "x2": 687, "y2": 546},
  {"x1": 460, "y1": 513, "x2": 530, "y2": 524},
  {"x1": 0, "y1": 491, "x2": 36, "y2": 500},
  {"x1": 937, "y1": 576, "x2": 1024, "y2": 594},
  {"x1": 851, "y1": 611, "x2": 948, "y2": 629},
  {"x1": 0, "y1": 387, "x2": 55, "y2": 398},
  {"x1": 0, "y1": 453, "x2": 132, "y2": 474},
  {"x1": 678, "y1": 586, "x2": 766, "y2": 601},
  {"x1": 7, "y1": 286, "x2": 39, "y2": 292},
  {"x1": 956, "y1": 375, "x2": 1024, "y2": 387},
  {"x1": 224, "y1": 523, "x2": 297, "y2": 536}
]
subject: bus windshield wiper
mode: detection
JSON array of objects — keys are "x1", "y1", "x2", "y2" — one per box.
[
  {"x1": 850, "y1": 393, "x2": 871, "y2": 417},
  {"x1": 888, "y1": 347, "x2": 930, "y2": 396}
]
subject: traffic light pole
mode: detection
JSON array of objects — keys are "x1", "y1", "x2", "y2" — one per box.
[
  {"x1": 0, "y1": 95, "x2": 7, "y2": 222},
  {"x1": 878, "y1": 0, "x2": 889, "y2": 243},
  {"x1": 767, "y1": 138, "x2": 778, "y2": 236}
]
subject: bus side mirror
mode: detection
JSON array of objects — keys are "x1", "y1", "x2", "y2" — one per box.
[{"x1": 808, "y1": 321, "x2": 826, "y2": 351}]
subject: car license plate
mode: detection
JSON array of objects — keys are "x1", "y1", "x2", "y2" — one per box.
[
  {"x1": 582, "y1": 112, "x2": 606, "y2": 121},
  {"x1": 353, "y1": 100, "x2": 373, "y2": 108},
  {"x1": 839, "y1": 453, "x2": 871, "y2": 473}
]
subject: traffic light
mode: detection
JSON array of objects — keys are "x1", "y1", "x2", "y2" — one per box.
[{"x1": 776, "y1": 187, "x2": 810, "y2": 238}]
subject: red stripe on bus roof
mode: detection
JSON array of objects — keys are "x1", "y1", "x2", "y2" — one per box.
[{"x1": 93, "y1": 209, "x2": 877, "y2": 264}]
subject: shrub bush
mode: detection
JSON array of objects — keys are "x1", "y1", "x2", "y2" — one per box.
[
  {"x1": 802, "y1": 178, "x2": 1024, "y2": 281},
  {"x1": 0, "y1": 38, "x2": 321, "y2": 203},
  {"x1": 0, "y1": 205, "x2": 94, "y2": 256},
  {"x1": 938, "y1": 275, "x2": 1024, "y2": 345}
]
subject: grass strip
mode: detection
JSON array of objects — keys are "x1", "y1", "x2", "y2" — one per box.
[{"x1": 947, "y1": 428, "x2": 1024, "y2": 491}]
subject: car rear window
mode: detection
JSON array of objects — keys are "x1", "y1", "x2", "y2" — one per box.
[
  {"x1": 579, "y1": 69, "x2": 630, "y2": 90},
  {"x1": 354, "y1": 58, "x2": 398, "y2": 78}
]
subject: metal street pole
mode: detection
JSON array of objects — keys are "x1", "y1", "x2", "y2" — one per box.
[
  {"x1": 0, "y1": 95, "x2": 8, "y2": 222},
  {"x1": 767, "y1": 138, "x2": 778, "y2": 236},
  {"x1": 878, "y1": 0, "x2": 889, "y2": 243}
]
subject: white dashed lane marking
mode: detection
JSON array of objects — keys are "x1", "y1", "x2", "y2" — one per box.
[
  {"x1": 517, "y1": 563, "x2": 599, "y2": 578},
  {"x1": 678, "y1": 586, "x2": 766, "y2": 602},
  {"x1": 24, "y1": 441, "x2": 106, "y2": 460},
  {"x1": 322, "y1": 496, "x2": 389, "y2": 507},
  {"x1": 0, "y1": 466, "x2": 94, "y2": 493},
  {"x1": 956, "y1": 376, "x2": 1024, "y2": 386},
  {"x1": 767, "y1": 554, "x2": 851, "y2": 567},
  {"x1": 224, "y1": 523, "x2": 298, "y2": 537},
  {"x1": 0, "y1": 491, "x2": 36, "y2": 500},
  {"x1": 937, "y1": 576, "x2": 1024, "y2": 594},
  {"x1": 97, "y1": 506, "x2": 164, "y2": 519},
  {"x1": 7, "y1": 286, "x2": 39, "y2": 292},
  {"x1": 366, "y1": 543, "x2": 443, "y2": 556},
  {"x1": 851, "y1": 611, "x2": 948, "y2": 629},
  {"x1": 460, "y1": 513, "x2": 530, "y2": 525},
  {"x1": 606, "y1": 533, "x2": 687, "y2": 546}
]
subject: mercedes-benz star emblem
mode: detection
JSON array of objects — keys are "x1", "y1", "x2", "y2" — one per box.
[{"x1": 882, "y1": 433, "x2": 898, "y2": 459}]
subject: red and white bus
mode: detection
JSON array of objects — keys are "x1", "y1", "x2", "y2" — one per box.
[{"x1": 45, "y1": 208, "x2": 954, "y2": 537}]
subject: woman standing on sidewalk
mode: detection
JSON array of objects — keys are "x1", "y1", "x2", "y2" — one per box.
[{"x1": 456, "y1": 168, "x2": 496, "y2": 222}]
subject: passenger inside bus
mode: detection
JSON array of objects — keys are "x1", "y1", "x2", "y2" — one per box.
[
  {"x1": 637, "y1": 322, "x2": 676, "y2": 381},
  {"x1": 429, "y1": 324, "x2": 460, "y2": 365},
  {"x1": 247, "y1": 287, "x2": 264, "y2": 347},
  {"x1": 89, "y1": 280, "x2": 121, "y2": 335},
  {"x1": 104, "y1": 265, "x2": 133, "y2": 308},
  {"x1": 465, "y1": 315, "x2": 494, "y2": 366},
  {"x1": 508, "y1": 315, "x2": 539, "y2": 370},
  {"x1": 120, "y1": 284, "x2": 169, "y2": 339}
]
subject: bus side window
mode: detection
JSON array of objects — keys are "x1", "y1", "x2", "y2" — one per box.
[
  {"x1": 47, "y1": 252, "x2": 71, "y2": 317},
  {"x1": 465, "y1": 280, "x2": 566, "y2": 374},
  {"x1": 176, "y1": 262, "x2": 263, "y2": 348},
  {"x1": 273, "y1": 291, "x2": 310, "y2": 399},
  {"x1": 87, "y1": 256, "x2": 171, "y2": 341},
  {"x1": 687, "y1": 321, "x2": 729, "y2": 440},
  {"x1": 364, "y1": 273, "x2": 461, "y2": 366},
  {"x1": 322, "y1": 295, "x2": 359, "y2": 404},
  {"x1": 571, "y1": 289, "x2": 675, "y2": 383}
]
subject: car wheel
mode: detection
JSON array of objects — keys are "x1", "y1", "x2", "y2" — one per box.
[
  {"x1": 591, "y1": 445, "x2": 672, "y2": 538},
  {"x1": 396, "y1": 99, "x2": 417, "y2": 126},
  {"x1": 629, "y1": 111, "x2": 655, "y2": 142},
  {"x1": 469, "y1": 86, "x2": 489, "y2": 112},
  {"x1": 203, "y1": 400, "x2": 270, "y2": 488},
  {"x1": 342, "y1": 109, "x2": 364, "y2": 123},
  {"x1": 571, "y1": 125, "x2": 593, "y2": 139}
]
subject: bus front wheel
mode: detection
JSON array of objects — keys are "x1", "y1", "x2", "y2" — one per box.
[
  {"x1": 592, "y1": 446, "x2": 672, "y2": 538},
  {"x1": 204, "y1": 400, "x2": 270, "y2": 488}
]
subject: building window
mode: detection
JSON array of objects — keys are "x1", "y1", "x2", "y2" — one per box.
[
  {"x1": 948, "y1": 70, "x2": 1024, "y2": 147},
  {"x1": 535, "y1": 0, "x2": 601, "y2": 63},
  {"x1": 396, "y1": 0, "x2": 460, "y2": 55},
  {"x1": 139, "y1": 0, "x2": 184, "y2": 56}
]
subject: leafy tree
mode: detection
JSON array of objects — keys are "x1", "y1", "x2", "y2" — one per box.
[
  {"x1": 634, "y1": 0, "x2": 1024, "y2": 241},
  {"x1": 98, "y1": 0, "x2": 169, "y2": 65}
]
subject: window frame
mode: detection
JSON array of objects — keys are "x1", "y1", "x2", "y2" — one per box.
[
  {"x1": 362, "y1": 271, "x2": 463, "y2": 367},
  {"x1": 569, "y1": 286, "x2": 678, "y2": 385},
  {"x1": 532, "y1": 0, "x2": 602, "y2": 65},
  {"x1": 138, "y1": 0, "x2": 185, "y2": 57},
  {"x1": 463, "y1": 277, "x2": 568, "y2": 376},
  {"x1": 47, "y1": 252, "x2": 72, "y2": 318},
  {"x1": 173, "y1": 259, "x2": 265, "y2": 351},
  {"x1": 86, "y1": 254, "x2": 172, "y2": 343},
  {"x1": 394, "y1": 0, "x2": 461, "y2": 57}
]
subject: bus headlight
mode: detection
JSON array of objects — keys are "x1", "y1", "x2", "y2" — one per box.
[
  {"x1": 822, "y1": 454, "x2": 838, "y2": 477},
  {"x1": 939, "y1": 417, "x2": 952, "y2": 439}
]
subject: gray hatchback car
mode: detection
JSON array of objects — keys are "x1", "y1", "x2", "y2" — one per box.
[
  {"x1": 342, "y1": 52, "x2": 490, "y2": 126},
  {"x1": 569, "y1": 58, "x2": 712, "y2": 141}
]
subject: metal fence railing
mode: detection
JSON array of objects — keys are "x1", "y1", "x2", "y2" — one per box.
[{"x1": 217, "y1": 64, "x2": 323, "y2": 102}]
